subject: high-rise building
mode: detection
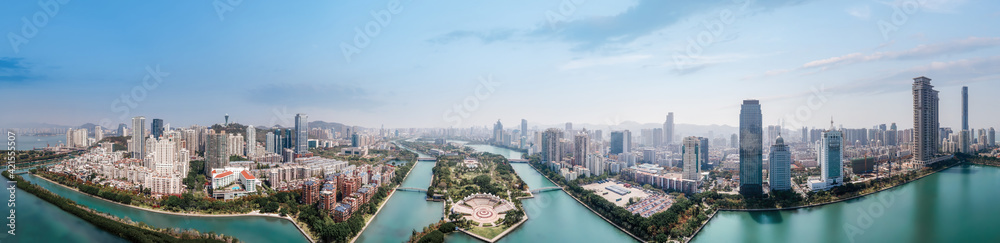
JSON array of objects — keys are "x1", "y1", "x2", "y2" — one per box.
[
  {"x1": 801, "y1": 127, "x2": 808, "y2": 143},
  {"x1": 117, "y1": 123, "x2": 127, "y2": 136},
  {"x1": 739, "y1": 100, "x2": 763, "y2": 197},
  {"x1": 664, "y1": 113, "x2": 674, "y2": 145},
  {"x1": 493, "y1": 120, "x2": 503, "y2": 144},
  {"x1": 246, "y1": 126, "x2": 256, "y2": 157},
  {"x1": 151, "y1": 119, "x2": 164, "y2": 139},
  {"x1": 652, "y1": 128, "x2": 664, "y2": 147},
  {"x1": 521, "y1": 119, "x2": 528, "y2": 149},
  {"x1": 542, "y1": 128, "x2": 562, "y2": 163},
  {"x1": 682, "y1": 137, "x2": 701, "y2": 180},
  {"x1": 912, "y1": 76, "x2": 939, "y2": 164},
  {"x1": 730, "y1": 134, "x2": 738, "y2": 148},
  {"x1": 699, "y1": 137, "x2": 710, "y2": 170},
  {"x1": 295, "y1": 113, "x2": 308, "y2": 154},
  {"x1": 565, "y1": 122, "x2": 573, "y2": 132},
  {"x1": 146, "y1": 136, "x2": 176, "y2": 171},
  {"x1": 610, "y1": 130, "x2": 632, "y2": 155},
  {"x1": 131, "y1": 116, "x2": 146, "y2": 159},
  {"x1": 94, "y1": 126, "x2": 103, "y2": 142},
  {"x1": 962, "y1": 86, "x2": 969, "y2": 131},
  {"x1": 768, "y1": 133, "x2": 791, "y2": 191},
  {"x1": 283, "y1": 129, "x2": 293, "y2": 150},
  {"x1": 182, "y1": 129, "x2": 198, "y2": 153},
  {"x1": 959, "y1": 130, "x2": 970, "y2": 153},
  {"x1": 205, "y1": 131, "x2": 229, "y2": 175},
  {"x1": 574, "y1": 134, "x2": 589, "y2": 166},
  {"x1": 990, "y1": 128, "x2": 996, "y2": 147},
  {"x1": 819, "y1": 122, "x2": 843, "y2": 187},
  {"x1": 887, "y1": 123, "x2": 898, "y2": 146},
  {"x1": 265, "y1": 131, "x2": 276, "y2": 153}
]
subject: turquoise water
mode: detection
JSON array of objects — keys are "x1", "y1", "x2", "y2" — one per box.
[
  {"x1": 21, "y1": 174, "x2": 309, "y2": 243},
  {"x1": 693, "y1": 164, "x2": 1000, "y2": 243},
  {"x1": 0, "y1": 175, "x2": 127, "y2": 243}
]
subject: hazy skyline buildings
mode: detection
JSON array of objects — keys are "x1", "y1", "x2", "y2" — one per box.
[
  {"x1": 739, "y1": 100, "x2": 763, "y2": 197},
  {"x1": 542, "y1": 128, "x2": 562, "y2": 163},
  {"x1": 664, "y1": 113, "x2": 674, "y2": 145},
  {"x1": 152, "y1": 119, "x2": 164, "y2": 139}
]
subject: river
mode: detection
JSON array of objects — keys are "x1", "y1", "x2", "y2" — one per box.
[
  {"x1": 692, "y1": 164, "x2": 1000, "y2": 243},
  {"x1": 19, "y1": 174, "x2": 309, "y2": 243},
  {"x1": 1, "y1": 175, "x2": 128, "y2": 243}
]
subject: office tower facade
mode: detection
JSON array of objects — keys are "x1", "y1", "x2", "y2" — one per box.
[
  {"x1": 565, "y1": 122, "x2": 572, "y2": 131},
  {"x1": 739, "y1": 100, "x2": 763, "y2": 197},
  {"x1": 542, "y1": 128, "x2": 563, "y2": 163},
  {"x1": 652, "y1": 128, "x2": 664, "y2": 147},
  {"x1": 131, "y1": 116, "x2": 146, "y2": 159},
  {"x1": 664, "y1": 112, "x2": 674, "y2": 145},
  {"x1": 295, "y1": 113, "x2": 308, "y2": 154},
  {"x1": 246, "y1": 125, "x2": 256, "y2": 157},
  {"x1": 205, "y1": 131, "x2": 229, "y2": 175},
  {"x1": 887, "y1": 123, "x2": 898, "y2": 146},
  {"x1": 493, "y1": 120, "x2": 503, "y2": 143},
  {"x1": 574, "y1": 134, "x2": 589, "y2": 166},
  {"x1": 151, "y1": 119, "x2": 164, "y2": 139},
  {"x1": 699, "y1": 137, "x2": 710, "y2": 170},
  {"x1": 960, "y1": 130, "x2": 970, "y2": 153},
  {"x1": 963, "y1": 86, "x2": 969, "y2": 130},
  {"x1": 819, "y1": 124, "x2": 843, "y2": 186},
  {"x1": 989, "y1": 128, "x2": 996, "y2": 147},
  {"x1": 283, "y1": 129, "x2": 293, "y2": 150},
  {"x1": 912, "y1": 76, "x2": 939, "y2": 164},
  {"x1": 610, "y1": 130, "x2": 632, "y2": 155},
  {"x1": 731, "y1": 134, "x2": 738, "y2": 148},
  {"x1": 768, "y1": 134, "x2": 791, "y2": 191},
  {"x1": 682, "y1": 137, "x2": 701, "y2": 180}
]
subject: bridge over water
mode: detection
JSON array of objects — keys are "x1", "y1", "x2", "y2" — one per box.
[
  {"x1": 531, "y1": 186, "x2": 563, "y2": 193},
  {"x1": 396, "y1": 187, "x2": 428, "y2": 192}
]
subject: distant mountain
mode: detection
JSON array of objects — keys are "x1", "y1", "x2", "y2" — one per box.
[{"x1": 309, "y1": 120, "x2": 351, "y2": 132}]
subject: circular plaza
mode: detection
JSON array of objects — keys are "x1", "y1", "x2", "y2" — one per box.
[{"x1": 450, "y1": 193, "x2": 516, "y2": 227}]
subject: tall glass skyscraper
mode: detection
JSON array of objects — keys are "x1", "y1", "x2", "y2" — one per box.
[
  {"x1": 151, "y1": 118, "x2": 164, "y2": 139},
  {"x1": 295, "y1": 113, "x2": 308, "y2": 155},
  {"x1": 739, "y1": 100, "x2": 763, "y2": 197}
]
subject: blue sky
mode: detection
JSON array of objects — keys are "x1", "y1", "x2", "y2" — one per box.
[{"x1": 1, "y1": 0, "x2": 999, "y2": 131}]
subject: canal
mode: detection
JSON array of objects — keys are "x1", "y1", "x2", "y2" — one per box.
[
  {"x1": 20, "y1": 174, "x2": 309, "y2": 243},
  {"x1": 692, "y1": 164, "x2": 1000, "y2": 243},
  {"x1": 1, "y1": 175, "x2": 128, "y2": 243}
]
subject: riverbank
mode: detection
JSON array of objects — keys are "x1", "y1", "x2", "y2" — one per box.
[
  {"x1": 31, "y1": 172, "x2": 316, "y2": 242},
  {"x1": 718, "y1": 158, "x2": 961, "y2": 212},
  {"x1": 524, "y1": 162, "x2": 647, "y2": 243},
  {"x1": 350, "y1": 159, "x2": 418, "y2": 243},
  {"x1": 5, "y1": 172, "x2": 233, "y2": 243}
]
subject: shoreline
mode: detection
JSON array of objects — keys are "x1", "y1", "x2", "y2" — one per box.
[
  {"x1": 350, "y1": 158, "x2": 419, "y2": 243},
  {"x1": 29, "y1": 173, "x2": 317, "y2": 242},
  {"x1": 522, "y1": 163, "x2": 648, "y2": 243},
  {"x1": 687, "y1": 160, "x2": 967, "y2": 242}
]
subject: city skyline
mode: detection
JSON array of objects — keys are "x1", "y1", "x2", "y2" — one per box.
[{"x1": 2, "y1": 1, "x2": 1000, "y2": 130}]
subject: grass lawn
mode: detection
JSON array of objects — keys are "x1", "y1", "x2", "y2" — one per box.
[{"x1": 468, "y1": 225, "x2": 509, "y2": 239}]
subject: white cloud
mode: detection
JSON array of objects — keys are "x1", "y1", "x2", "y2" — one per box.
[
  {"x1": 846, "y1": 5, "x2": 871, "y2": 20},
  {"x1": 801, "y1": 36, "x2": 1000, "y2": 69}
]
